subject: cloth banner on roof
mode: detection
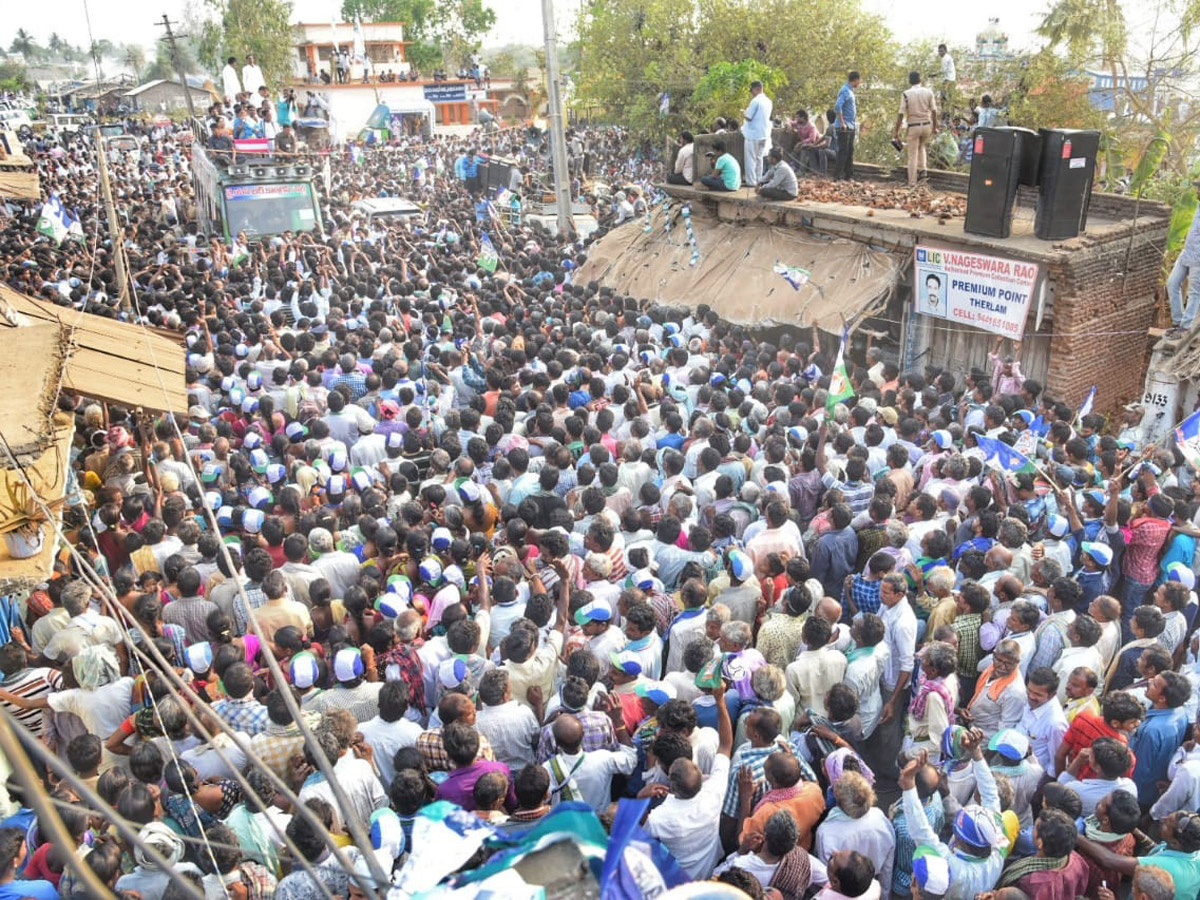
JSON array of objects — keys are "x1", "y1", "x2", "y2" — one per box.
[{"x1": 572, "y1": 206, "x2": 898, "y2": 334}]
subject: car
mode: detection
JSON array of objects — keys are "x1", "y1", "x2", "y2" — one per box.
[
  {"x1": 351, "y1": 197, "x2": 424, "y2": 224},
  {"x1": 0, "y1": 108, "x2": 34, "y2": 140},
  {"x1": 47, "y1": 113, "x2": 94, "y2": 134}
]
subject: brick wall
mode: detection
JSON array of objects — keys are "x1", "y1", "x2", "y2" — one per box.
[{"x1": 1040, "y1": 224, "x2": 1163, "y2": 409}]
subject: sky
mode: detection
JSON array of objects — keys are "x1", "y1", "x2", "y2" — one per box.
[{"x1": 2, "y1": 0, "x2": 1057, "y2": 63}]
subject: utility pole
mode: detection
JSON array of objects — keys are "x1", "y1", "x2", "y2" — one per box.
[
  {"x1": 94, "y1": 133, "x2": 130, "y2": 311},
  {"x1": 125, "y1": 49, "x2": 140, "y2": 82},
  {"x1": 156, "y1": 14, "x2": 197, "y2": 120},
  {"x1": 539, "y1": 0, "x2": 573, "y2": 238}
]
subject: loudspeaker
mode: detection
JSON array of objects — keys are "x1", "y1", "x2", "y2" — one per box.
[
  {"x1": 1035, "y1": 129, "x2": 1100, "y2": 240},
  {"x1": 965, "y1": 127, "x2": 1032, "y2": 238}
]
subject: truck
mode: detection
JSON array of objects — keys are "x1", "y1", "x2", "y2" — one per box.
[{"x1": 188, "y1": 119, "x2": 323, "y2": 241}]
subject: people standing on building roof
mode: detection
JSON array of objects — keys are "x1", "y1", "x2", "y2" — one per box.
[
  {"x1": 833, "y1": 71, "x2": 860, "y2": 181},
  {"x1": 741, "y1": 80, "x2": 773, "y2": 189},
  {"x1": 895, "y1": 70, "x2": 938, "y2": 187}
]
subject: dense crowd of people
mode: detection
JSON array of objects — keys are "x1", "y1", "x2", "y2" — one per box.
[{"x1": 0, "y1": 101, "x2": 1199, "y2": 900}]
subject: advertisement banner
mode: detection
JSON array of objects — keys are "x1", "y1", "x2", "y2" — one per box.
[
  {"x1": 913, "y1": 245, "x2": 1040, "y2": 339},
  {"x1": 423, "y1": 83, "x2": 467, "y2": 102},
  {"x1": 224, "y1": 183, "x2": 309, "y2": 201}
]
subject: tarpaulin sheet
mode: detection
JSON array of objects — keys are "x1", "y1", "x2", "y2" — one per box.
[{"x1": 574, "y1": 206, "x2": 899, "y2": 334}]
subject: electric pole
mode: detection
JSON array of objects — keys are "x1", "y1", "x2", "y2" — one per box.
[
  {"x1": 94, "y1": 133, "x2": 130, "y2": 310},
  {"x1": 156, "y1": 14, "x2": 197, "y2": 120},
  {"x1": 539, "y1": 0, "x2": 573, "y2": 238}
]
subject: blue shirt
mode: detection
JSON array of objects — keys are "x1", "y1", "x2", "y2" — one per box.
[
  {"x1": 1131, "y1": 706, "x2": 1189, "y2": 807},
  {"x1": 812, "y1": 527, "x2": 858, "y2": 601},
  {"x1": 834, "y1": 83, "x2": 857, "y2": 129},
  {"x1": 0, "y1": 881, "x2": 58, "y2": 900}
]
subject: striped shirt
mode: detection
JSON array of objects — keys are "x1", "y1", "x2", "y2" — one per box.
[{"x1": 1, "y1": 667, "x2": 62, "y2": 736}]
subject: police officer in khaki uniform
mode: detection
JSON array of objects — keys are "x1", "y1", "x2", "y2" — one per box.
[{"x1": 893, "y1": 70, "x2": 938, "y2": 186}]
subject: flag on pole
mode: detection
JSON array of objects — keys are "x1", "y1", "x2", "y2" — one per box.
[
  {"x1": 658, "y1": 91, "x2": 670, "y2": 116},
  {"x1": 773, "y1": 260, "x2": 811, "y2": 291},
  {"x1": 476, "y1": 232, "x2": 499, "y2": 273},
  {"x1": 1028, "y1": 414, "x2": 1050, "y2": 438},
  {"x1": 1175, "y1": 407, "x2": 1200, "y2": 470},
  {"x1": 36, "y1": 196, "x2": 83, "y2": 245},
  {"x1": 825, "y1": 328, "x2": 854, "y2": 415},
  {"x1": 975, "y1": 433, "x2": 1036, "y2": 474},
  {"x1": 1075, "y1": 385, "x2": 1097, "y2": 422}
]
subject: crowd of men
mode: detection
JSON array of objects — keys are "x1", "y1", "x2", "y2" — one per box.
[{"x1": 0, "y1": 94, "x2": 1199, "y2": 900}]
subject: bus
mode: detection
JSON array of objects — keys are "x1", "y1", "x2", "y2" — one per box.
[{"x1": 189, "y1": 120, "x2": 323, "y2": 242}]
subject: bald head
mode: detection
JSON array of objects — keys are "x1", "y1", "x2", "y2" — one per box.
[
  {"x1": 816, "y1": 596, "x2": 842, "y2": 625},
  {"x1": 995, "y1": 574, "x2": 1023, "y2": 604},
  {"x1": 669, "y1": 758, "x2": 703, "y2": 799},
  {"x1": 552, "y1": 713, "x2": 584, "y2": 753},
  {"x1": 985, "y1": 545, "x2": 1013, "y2": 572}
]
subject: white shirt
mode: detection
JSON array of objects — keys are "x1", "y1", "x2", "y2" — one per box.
[
  {"x1": 544, "y1": 744, "x2": 638, "y2": 812},
  {"x1": 815, "y1": 806, "x2": 895, "y2": 895},
  {"x1": 299, "y1": 753, "x2": 388, "y2": 834},
  {"x1": 1020, "y1": 699, "x2": 1068, "y2": 777},
  {"x1": 880, "y1": 599, "x2": 918, "y2": 690},
  {"x1": 843, "y1": 644, "x2": 890, "y2": 738},
  {"x1": 940, "y1": 53, "x2": 957, "y2": 82},
  {"x1": 742, "y1": 92, "x2": 774, "y2": 142},
  {"x1": 222, "y1": 64, "x2": 242, "y2": 101},
  {"x1": 475, "y1": 699, "x2": 541, "y2": 770},
  {"x1": 357, "y1": 715, "x2": 423, "y2": 787},
  {"x1": 242, "y1": 63, "x2": 266, "y2": 94},
  {"x1": 181, "y1": 733, "x2": 250, "y2": 781},
  {"x1": 1057, "y1": 772, "x2": 1138, "y2": 817},
  {"x1": 1152, "y1": 753, "x2": 1200, "y2": 819},
  {"x1": 48, "y1": 677, "x2": 134, "y2": 772},
  {"x1": 312, "y1": 550, "x2": 364, "y2": 600},
  {"x1": 646, "y1": 754, "x2": 732, "y2": 879}
]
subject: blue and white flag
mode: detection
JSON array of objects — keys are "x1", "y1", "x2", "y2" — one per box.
[
  {"x1": 658, "y1": 91, "x2": 670, "y2": 116},
  {"x1": 1075, "y1": 385, "x2": 1097, "y2": 422},
  {"x1": 36, "y1": 196, "x2": 83, "y2": 245},
  {"x1": 975, "y1": 433, "x2": 1035, "y2": 474},
  {"x1": 774, "y1": 260, "x2": 811, "y2": 291},
  {"x1": 1175, "y1": 407, "x2": 1200, "y2": 469}
]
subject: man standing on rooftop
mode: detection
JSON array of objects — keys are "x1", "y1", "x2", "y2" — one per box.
[
  {"x1": 833, "y1": 71, "x2": 860, "y2": 182},
  {"x1": 742, "y1": 80, "x2": 773, "y2": 188}
]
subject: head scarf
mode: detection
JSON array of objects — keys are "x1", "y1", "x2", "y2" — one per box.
[
  {"x1": 73, "y1": 644, "x2": 120, "y2": 691},
  {"x1": 135, "y1": 822, "x2": 186, "y2": 869},
  {"x1": 824, "y1": 747, "x2": 875, "y2": 786}
]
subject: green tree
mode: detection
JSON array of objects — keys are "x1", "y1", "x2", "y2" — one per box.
[
  {"x1": 575, "y1": 0, "x2": 700, "y2": 135},
  {"x1": 197, "y1": 0, "x2": 295, "y2": 89},
  {"x1": 0, "y1": 61, "x2": 28, "y2": 93},
  {"x1": 9, "y1": 29, "x2": 40, "y2": 62},
  {"x1": 690, "y1": 59, "x2": 786, "y2": 125},
  {"x1": 342, "y1": 0, "x2": 495, "y2": 71}
]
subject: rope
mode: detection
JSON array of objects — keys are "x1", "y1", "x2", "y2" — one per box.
[
  {"x1": 0, "y1": 433, "x2": 344, "y2": 900},
  {"x1": 120, "y1": 277, "x2": 392, "y2": 895}
]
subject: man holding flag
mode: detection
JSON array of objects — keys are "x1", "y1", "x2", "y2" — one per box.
[{"x1": 825, "y1": 326, "x2": 854, "y2": 417}]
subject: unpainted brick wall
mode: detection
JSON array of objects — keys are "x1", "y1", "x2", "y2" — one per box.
[{"x1": 1042, "y1": 225, "x2": 1164, "y2": 409}]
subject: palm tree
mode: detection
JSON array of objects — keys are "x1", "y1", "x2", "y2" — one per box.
[
  {"x1": 9, "y1": 29, "x2": 37, "y2": 61},
  {"x1": 48, "y1": 33, "x2": 64, "y2": 59}
]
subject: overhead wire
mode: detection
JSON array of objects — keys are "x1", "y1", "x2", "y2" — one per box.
[
  {"x1": 0, "y1": 432, "x2": 344, "y2": 900},
  {"x1": 121, "y1": 251, "x2": 391, "y2": 895}
]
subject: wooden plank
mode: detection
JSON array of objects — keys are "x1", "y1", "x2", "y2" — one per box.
[
  {"x1": 0, "y1": 287, "x2": 188, "y2": 413},
  {"x1": 0, "y1": 169, "x2": 39, "y2": 201},
  {"x1": 64, "y1": 351, "x2": 189, "y2": 413}
]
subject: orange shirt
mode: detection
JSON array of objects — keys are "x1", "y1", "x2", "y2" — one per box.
[{"x1": 741, "y1": 781, "x2": 826, "y2": 849}]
